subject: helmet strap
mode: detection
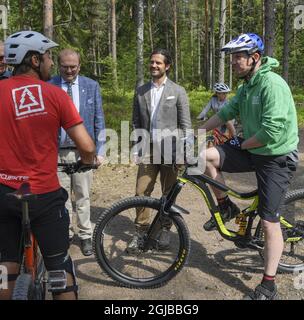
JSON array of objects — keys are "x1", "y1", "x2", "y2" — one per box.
[
  {"x1": 240, "y1": 53, "x2": 260, "y2": 81},
  {"x1": 30, "y1": 53, "x2": 43, "y2": 79}
]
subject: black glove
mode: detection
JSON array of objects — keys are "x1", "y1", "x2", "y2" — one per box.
[
  {"x1": 75, "y1": 160, "x2": 96, "y2": 173},
  {"x1": 225, "y1": 136, "x2": 245, "y2": 150}
]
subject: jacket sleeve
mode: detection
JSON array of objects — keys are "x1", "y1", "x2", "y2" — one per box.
[
  {"x1": 177, "y1": 86, "x2": 192, "y2": 131},
  {"x1": 197, "y1": 98, "x2": 212, "y2": 119},
  {"x1": 255, "y1": 82, "x2": 291, "y2": 144},
  {"x1": 94, "y1": 81, "x2": 106, "y2": 156},
  {"x1": 131, "y1": 89, "x2": 142, "y2": 154},
  {"x1": 217, "y1": 90, "x2": 240, "y2": 122},
  {"x1": 176, "y1": 86, "x2": 193, "y2": 147}
]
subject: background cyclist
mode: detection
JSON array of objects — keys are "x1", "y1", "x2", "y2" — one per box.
[
  {"x1": 197, "y1": 82, "x2": 236, "y2": 140},
  {"x1": 200, "y1": 33, "x2": 298, "y2": 300},
  {"x1": 0, "y1": 31, "x2": 95, "y2": 300}
]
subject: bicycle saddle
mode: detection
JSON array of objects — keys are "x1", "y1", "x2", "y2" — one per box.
[{"x1": 6, "y1": 182, "x2": 37, "y2": 201}]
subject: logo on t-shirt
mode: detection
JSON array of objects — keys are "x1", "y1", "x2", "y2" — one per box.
[
  {"x1": 12, "y1": 85, "x2": 45, "y2": 118},
  {"x1": 252, "y1": 95, "x2": 261, "y2": 105}
]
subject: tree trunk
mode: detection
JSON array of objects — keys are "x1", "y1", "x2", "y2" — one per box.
[
  {"x1": 218, "y1": 0, "x2": 226, "y2": 83},
  {"x1": 240, "y1": 0, "x2": 244, "y2": 33},
  {"x1": 18, "y1": 0, "x2": 24, "y2": 29},
  {"x1": 0, "y1": 1, "x2": 7, "y2": 38},
  {"x1": 198, "y1": 16, "x2": 201, "y2": 81},
  {"x1": 264, "y1": 0, "x2": 276, "y2": 57},
  {"x1": 173, "y1": 0, "x2": 178, "y2": 82},
  {"x1": 136, "y1": 0, "x2": 144, "y2": 88},
  {"x1": 108, "y1": 2, "x2": 111, "y2": 56},
  {"x1": 204, "y1": 0, "x2": 210, "y2": 89},
  {"x1": 147, "y1": 0, "x2": 153, "y2": 51},
  {"x1": 190, "y1": 8, "x2": 194, "y2": 80},
  {"x1": 111, "y1": 0, "x2": 118, "y2": 90},
  {"x1": 262, "y1": 0, "x2": 265, "y2": 39},
  {"x1": 88, "y1": 0, "x2": 101, "y2": 78},
  {"x1": 43, "y1": 0, "x2": 53, "y2": 39},
  {"x1": 210, "y1": 0, "x2": 215, "y2": 87},
  {"x1": 228, "y1": 0, "x2": 232, "y2": 89},
  {"x1": 282, "y1": 0, "x2": 290, "y2": 83}
]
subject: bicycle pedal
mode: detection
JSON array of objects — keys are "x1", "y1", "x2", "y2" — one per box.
[{"x1": 47, "y1": 270, "x2": 67, "y2": 291}]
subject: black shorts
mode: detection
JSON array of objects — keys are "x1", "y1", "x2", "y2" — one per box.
[
  {"x1": 216, "y1": 145, "x2": 298, "y2": 222},
  {"x1": 0, "y1": 184, "x2": 70, "y2": 264}
]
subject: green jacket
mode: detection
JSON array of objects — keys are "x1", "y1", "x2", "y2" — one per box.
[{"x1": 218, "y1": 57, "x2": 299, "y2": 155}]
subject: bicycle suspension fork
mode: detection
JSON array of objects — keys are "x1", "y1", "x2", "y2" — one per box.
[{"x1": 143, "y1": 181, "x2": 185, "y2": 249}]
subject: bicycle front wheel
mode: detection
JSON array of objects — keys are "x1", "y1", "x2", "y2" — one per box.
[
  {"x1": 256, "y1": 189, "x2": 304, "y2": 272},
  {"x1": 93, "y1": 196, "x2": 190, "y2": 288}
]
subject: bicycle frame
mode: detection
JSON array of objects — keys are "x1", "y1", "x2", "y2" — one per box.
[
  {"x1": 10, "y1": 182, "x2": 68, "y2": 299},
  {"x1": 20, "y1": 201, "x2": 44, "y2": 282},
  {"x1": 158, "y1": 166, "x2": 300, "y2": 248},
  {"x1": 207, "y1": 128, "x2": 231, "y2": 148}
]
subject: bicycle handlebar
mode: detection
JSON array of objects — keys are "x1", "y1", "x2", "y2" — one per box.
[{"x1": 58, "y1": 162, "x2": 98, "y2": 175}]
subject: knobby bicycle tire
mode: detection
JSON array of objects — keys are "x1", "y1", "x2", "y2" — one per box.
[
  {"x1": 256, "y1": 189, "x2": 304, "y2": 272},
  {"x1": 93, "y1": 196, "x2": 191, "y2": 289},
  {"x1": 12, "y1": 274, "x2": 34, "y2": 300},
  {"x1": 12, "y1": 258, "x2": 46, "y2": 300}
]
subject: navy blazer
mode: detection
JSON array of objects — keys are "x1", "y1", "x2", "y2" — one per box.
[{"x1": 49, "y1": 75, "x2": 106, "y2": 156}]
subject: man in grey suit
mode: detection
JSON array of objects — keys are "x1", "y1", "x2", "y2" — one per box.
[
  {"x1": 50, "y1": 49, "x2": 105, "y2": 256},
  {"x1": 129, "y1": 49, "x2": 192, "y2": 253}
]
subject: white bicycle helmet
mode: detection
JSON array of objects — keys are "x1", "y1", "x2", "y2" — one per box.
[
  {"x1": 213, "y1": 83, "x2": 231, "y2": 93},
  {"x1": 4, "y1": 30, "x2": 58, "y2": 64}
]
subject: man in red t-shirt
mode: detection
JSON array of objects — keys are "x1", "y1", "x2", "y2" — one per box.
[{"x1": 0, "y1": 31, "x2": 96, "y2": 300}]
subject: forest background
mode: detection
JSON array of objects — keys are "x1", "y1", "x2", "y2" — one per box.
[{"x1": 1, "y1": 0, "x2": 304, "y2": 134}]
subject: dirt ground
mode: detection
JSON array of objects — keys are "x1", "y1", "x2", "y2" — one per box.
[{"x1": 69, "y1": 132, "x2": 304, "y2": 300}]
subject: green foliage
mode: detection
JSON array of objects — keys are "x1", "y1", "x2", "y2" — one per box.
[
  {"x1": 103, "y1": 89, "x2": 304, "y2": 135},
  {"x1": 103, "y1": 90, "x2": 134, "y2": 134},
  {"x1": 1, "y1": 0, "x2": 304, "y2": 92},
  {"x1": 293, "y1": 93, "x2": 304, "y2": 127}
]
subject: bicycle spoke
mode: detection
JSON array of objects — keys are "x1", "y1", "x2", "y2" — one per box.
[{"x1": 93, "y1": 197, "x2": 190, "y2": 288}]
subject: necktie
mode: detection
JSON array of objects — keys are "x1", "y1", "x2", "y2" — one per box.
[
  {"x1": 61, "y1": 82, "x2": 75, "y2": 147},
  {"x1": 66, "y1": 82, "x2": 73, "y2": 101}
]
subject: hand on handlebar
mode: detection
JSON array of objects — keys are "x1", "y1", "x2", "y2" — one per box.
[
  {"x1": 197, "y1": 116, "x2": 208, "y2": 121},
  {"x1": 95, "y1": 155, "x2": 105, "y2": 167},
  {"x1": 224, "y1": 136, "x2": 245, "y2": 150},
  {"x1": 75, "y1": 160, "x2": 98, "y2": 172}
]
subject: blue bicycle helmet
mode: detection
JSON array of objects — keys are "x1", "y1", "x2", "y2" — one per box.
[{"x1": 221, "y1": 33, "x2": 264, "y2": 55}]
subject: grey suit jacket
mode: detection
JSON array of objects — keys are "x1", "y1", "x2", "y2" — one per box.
[{"x1": 132, "y1": 78, "x2": 192, "y2": 158}]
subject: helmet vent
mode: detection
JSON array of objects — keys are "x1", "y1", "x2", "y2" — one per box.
[
  {"x1": 42, "y1": 40, "x2": 50, "y2": 43},
  {"x1": 10, "y1": 44, "x2": 19, "y2": 48},
  {"x1": 25, "y1": 33, "x2": 35, "y2": 38},
  {"x1": 11, "y1": 33, "x2": 21, "y2": 38}
]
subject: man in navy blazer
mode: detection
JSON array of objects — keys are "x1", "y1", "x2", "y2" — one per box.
[{"x1": 50, "y1": 48, "x2": 105, "y2": 256}]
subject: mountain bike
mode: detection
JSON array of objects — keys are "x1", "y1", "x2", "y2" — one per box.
[
  {"x1": 8, "y1": 162, "x2": 96, "y2": 300},
  {"x1": 93, "y1": 162, "x2": 304, "y2": 289},
  {"x1": 198, "y1": 117, "x2": 233, "y2": 148},
  {"x1": 206, "y1": 127, "x2": 231, "y2": 148}
]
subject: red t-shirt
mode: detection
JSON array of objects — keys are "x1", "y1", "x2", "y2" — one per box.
[{"x1": 0, "y1": 75, "x2": 83, "y2": 194}]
